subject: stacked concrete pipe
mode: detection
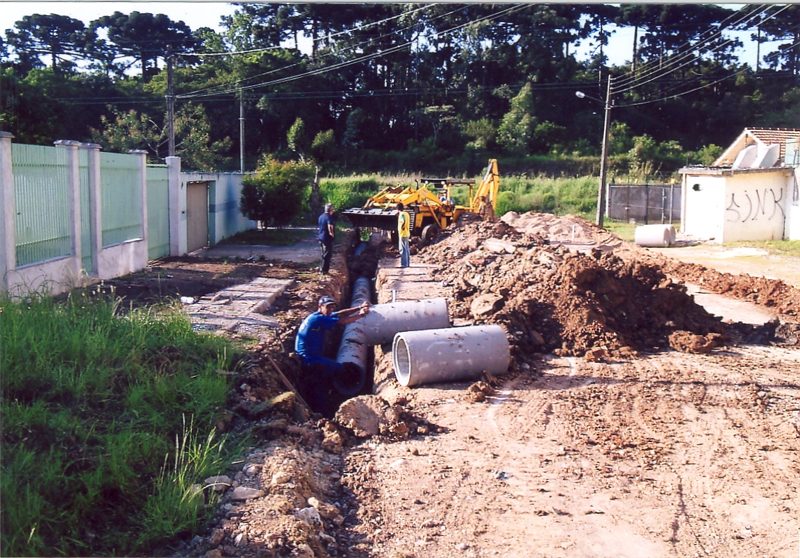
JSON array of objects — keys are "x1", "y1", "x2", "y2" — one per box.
[
  {"x1": 334, "y1": 277, "x2": 451, "y2": 394},
  {"x1": 392, "y1": 325, "x2": 510, "y2": 387}
]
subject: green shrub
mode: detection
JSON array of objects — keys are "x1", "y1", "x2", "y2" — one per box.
[{"x1": 240, "y1": 156, "x2": 314, "y2": 227}]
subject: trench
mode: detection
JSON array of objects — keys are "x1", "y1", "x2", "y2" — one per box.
[{"x1": 308, "y1": 232, "x2": 511, "y2": 417}]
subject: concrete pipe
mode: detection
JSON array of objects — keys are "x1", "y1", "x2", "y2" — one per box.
[
  {"x1": 635, "y1": 224, "x2": 676, "y2": 247},
  {"x1": 334, "y1": 277, "x2": 372, "y2": 395},
  {"x1": 359, "y1": 297, "x2": 450, "y2": 345},
  {"x1": 392, "y1": 325, "x2": 510, "y2": 387}
]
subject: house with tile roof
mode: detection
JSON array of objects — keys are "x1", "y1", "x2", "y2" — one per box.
[{"x1": 679, "y1": 128, "x2": 800, "y2": 242}]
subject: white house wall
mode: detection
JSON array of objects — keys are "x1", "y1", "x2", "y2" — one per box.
[
  {"x1": 722, "y1": 172, "x2": 788, "y2": 242},
  {"x1": 182, "y1": 172, "x2": 257, "y2": 246},
  {"x1": 683, "y1": 175, "x2": 726, "y2": 241},
  {"x1": 788, "y1": 168, "x2": 800, "y2": 241}
]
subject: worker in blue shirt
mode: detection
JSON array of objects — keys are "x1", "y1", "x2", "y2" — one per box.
[
  {"x1": 318, "y1": 203, "x2": 336, "y2": 275},
  {"x1": 295, "y1": 295, "x2": 370, "y2": 415}
]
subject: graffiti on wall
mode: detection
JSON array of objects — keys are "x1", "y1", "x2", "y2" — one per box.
[{"x1": 726, "y1": 187, "x2": 785, "y2": 222}]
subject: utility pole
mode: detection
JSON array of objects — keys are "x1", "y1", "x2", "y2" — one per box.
[
  {"x1": 239, "y1": 89, "x2": 245, "y2": 173},
  {"x1": 167, "y1": 49, "x2": 175, "y2": 157},
  {"x1": 596, "y1": 75, "x2": 613, "y2": 229}
]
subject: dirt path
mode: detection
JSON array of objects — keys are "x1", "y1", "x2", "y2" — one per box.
[
  {"x1": 649, "y1": 243, "x2": 800, "y2": 290},
  {"x1": 110, "y1": 213, "x2": 800, "y2": 558},
  {"x1": 336, "y1": 214, "x2": 800, "y2": 558},
  {"x1": 344, "y1": 347, "x2": 800, "y2": 558}
]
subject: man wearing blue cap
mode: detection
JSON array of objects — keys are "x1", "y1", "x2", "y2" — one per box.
[{"x1": 295, "y1": 295, "x2": 371, "y2": 415}]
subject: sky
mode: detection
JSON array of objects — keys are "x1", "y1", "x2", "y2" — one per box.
[{"x1": 0, "y1": 2, "x2": 773, "y2": 68}]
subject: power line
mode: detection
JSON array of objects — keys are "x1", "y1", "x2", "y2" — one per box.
[{"x1": 177, "y1": 4, "x2": 528, "y2": 100}]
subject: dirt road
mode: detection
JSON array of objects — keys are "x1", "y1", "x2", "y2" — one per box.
[
  {"x1": 344, "y1": 346, "x2": 800, "y2": 558},
  {"x1": 336, "y1": 216, "x2": 800, "y2": 558},
  {"x1": 117, "y1": 214, "x2": 799, "y2": 558}
]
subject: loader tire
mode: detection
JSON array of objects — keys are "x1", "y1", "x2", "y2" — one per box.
[{"x1": 422, "y1": 224, "x2": 439, "y2": 245}]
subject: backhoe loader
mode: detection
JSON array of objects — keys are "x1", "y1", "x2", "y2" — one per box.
[{"x1": 342, "y1": 159, "x2": 500, "y2": 243}]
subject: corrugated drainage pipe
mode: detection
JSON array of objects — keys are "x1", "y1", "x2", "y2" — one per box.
[{"x1": 392, "y1": 325, "x2": 510, "y2": 387}]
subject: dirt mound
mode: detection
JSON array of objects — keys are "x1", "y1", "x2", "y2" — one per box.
[{"x1": 416, "y1": 213, "x2": 797, "y2": 359}]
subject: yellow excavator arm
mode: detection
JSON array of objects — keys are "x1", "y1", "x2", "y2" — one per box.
[{"x1": 470, "y1": 159, "x2": 500, "y2": 212}]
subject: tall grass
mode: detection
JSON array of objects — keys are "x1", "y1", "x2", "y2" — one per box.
[
  {"x1": 1, "y1": 290, "x2": 240, "y2": 556},
  {"x1": 320, "y1": 172, "x2": 600, "y2": 218},
  {"x1": 494, "y1": 175, "x2": 598, "y2": 216}
]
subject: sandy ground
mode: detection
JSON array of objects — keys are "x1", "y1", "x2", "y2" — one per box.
[{"x1": 650, "y1": 243, "x2": 800, "y2": 290}]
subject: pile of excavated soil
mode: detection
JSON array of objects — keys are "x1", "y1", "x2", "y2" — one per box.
[{"x1": 417, "y1": 213, "x2": 796, "y2": 360}]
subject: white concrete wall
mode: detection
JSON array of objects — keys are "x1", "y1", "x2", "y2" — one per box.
[
  {"x1": 682, "y1": 175, "x2": 726, "y2": 241},
  {"x1": 722, "y1": 172, "x2": 789, "y2": 242},
  {"x1": 786, "y1": 168, "x2": 800, "y2": 241},
  {"x1": 182, "y1": 171, "x2": 257, "y2": 245}
]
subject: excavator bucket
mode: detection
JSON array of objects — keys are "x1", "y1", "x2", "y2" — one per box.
[{"x1": 341, "y1": 207, "x2": 400, "y2": 232}]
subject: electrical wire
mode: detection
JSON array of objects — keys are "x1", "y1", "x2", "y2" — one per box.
[
  {"x1": 178, "y1": 4, "x2": 528, "y2": 100},
  {"x1": 611, "y1": 4, "x2": 779, "y2": 95},
  {"x1": 196, "y1": 3, "x2": 433, "y2": 58},
  {"x1": 175, "y1": 4, "x2": 463, "y2": 99}
]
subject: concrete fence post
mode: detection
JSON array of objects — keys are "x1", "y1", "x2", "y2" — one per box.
[
  {"x1": 82, "y1": 143, "x2": 102, "y2": 275},
  {"x1": 129, "y1": 150, "x2": 148, "y2": 246},
  {"x1": 0, "y1": 132, "x2": 15, "y2": 291},
  {"x1": 166, "y1": 156, "x2": 185, "y2": 255},
  {"x1": 54, "y1": 140, "x2": 83, "y2": 273}
]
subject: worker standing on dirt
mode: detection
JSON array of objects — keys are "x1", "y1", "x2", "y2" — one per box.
[
  {"x1": 318, "y1": 203, "x2": 336, "y2": 275},
  {"x1": 295, "y1": 295, "x2": 371, "y2": 416},
  {"x1": 397, "y1": 202, "x2": 411, "y2": 267}
]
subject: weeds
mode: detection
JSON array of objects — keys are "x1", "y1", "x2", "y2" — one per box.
[
  {"x1": 1, "y1": 290, "x2": 241, "y2": 556},
  {"x1": 220, "y1": 227, "x2": 313, "y2": 246}
]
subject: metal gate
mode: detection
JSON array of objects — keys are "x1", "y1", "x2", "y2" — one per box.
[{"x1": 186, "y1": 182, "x2": 209, "y2": 252}]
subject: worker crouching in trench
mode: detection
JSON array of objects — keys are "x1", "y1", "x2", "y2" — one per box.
[{"x1": 295, "y1": 296, "x2": 371, "y2": 417}]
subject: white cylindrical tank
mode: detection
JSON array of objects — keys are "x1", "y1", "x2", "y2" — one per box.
[
  {"x1": 392, "y1": 325, "x2": 510, "y2": 387},
  {"x1": 635, "y1": 224, "x2": 675, "y2": 247}
]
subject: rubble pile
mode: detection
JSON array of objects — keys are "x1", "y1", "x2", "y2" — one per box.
[{"x1": 418, "y1": 215, "x2": 729, "y2": 359}]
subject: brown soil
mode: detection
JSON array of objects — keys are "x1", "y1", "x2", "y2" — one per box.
[{"x1": 107, "y1": 216, "x2": 800, "y2": 558}]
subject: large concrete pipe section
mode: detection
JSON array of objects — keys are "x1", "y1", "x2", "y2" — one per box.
[
  {"x1": 635, "y1": 224, "x2": 676, "y2": 247},
  {"x1": 359, "y1": 297, "x2": 450, "y2": 345},
  {"x1": 392, "y1": 325, "x2": 510, "y2": 387},
  {"x1": 334, "y1": 276, "x2": 372, "y2": 395}
]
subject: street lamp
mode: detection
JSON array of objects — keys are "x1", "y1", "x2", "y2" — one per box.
[{"x1": 576, "y1": 76, "x2": 613, "y2": 228}]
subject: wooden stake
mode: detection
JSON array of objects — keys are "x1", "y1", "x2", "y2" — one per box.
[{"x1": 266, "y1": 354, "x2": 313, "y2": 414}]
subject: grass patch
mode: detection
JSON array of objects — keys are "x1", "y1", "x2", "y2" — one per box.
[
  {"x1": 219, "y1": 227, "x2": 313, "y2": 246},
  {"x1": 1, "y1": 290, "x2": 243, "y2": 556},
  {"x1": 604, "y1": 221, "x2": 638, "y2": 242},
  {"x1": 729, "y1": 239, "x2": 800, "y2": 258}
]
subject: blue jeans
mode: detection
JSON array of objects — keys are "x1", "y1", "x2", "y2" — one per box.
[
  {"x1": 302, "y1": 356, "x2": 344, "y2": 417},
  {"x1": 399, "y1": 236, "x2": 410, "y2": 267}
]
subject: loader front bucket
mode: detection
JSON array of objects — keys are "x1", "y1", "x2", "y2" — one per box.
[{"x1": 341, "y1": 208, "x2": 399, "y2": 232}]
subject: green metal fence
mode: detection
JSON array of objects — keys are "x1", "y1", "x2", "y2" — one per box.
[
  {"x1": 11, "y1": 144, "x2": 72, "y2": 267},
  {"x1": 100, "y1": 152, "x2": 142, "y2": 246},
  {"x1": 147, "y1": 165, "x2": 170, "y2": 260}
]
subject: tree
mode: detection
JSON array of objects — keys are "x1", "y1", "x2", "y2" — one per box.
[
  {"x1": 287, "y1": 117, "x2": 310, "y2": 161},
  {"x1": 497, "y1": 83, "x2": 537, "y2": 155},
  {"x1": 240, "y1": 157, "x2": 314, "y2": 228},
  {"x1": 90, "y1": 12, "x2": 197, "y2": 81},
  {"x1": 5, "y1": 14, "x2": 88, "y2": 73},
  {"x1": 760, "y1": 5, "x2": 800, "y2": 75},
  {"x1": 91, "y1": 103, "x2": 232, "y2": 169},
  {"x1": 311, "y1": 129, "x2": 336, "y2": 167}
]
